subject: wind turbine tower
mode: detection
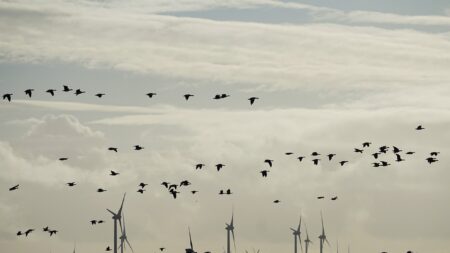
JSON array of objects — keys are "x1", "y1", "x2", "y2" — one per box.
[
  {"x1": 225, "y1": 211, "x2": 236, "y2": 253},
  {"x1": 119, "y1": 213, "x2": 134, "y2": 253},
  {"x1": 304, "y1": 222, "x2": 312, "y2": 253},
  {"x1": 107, "y1": 193, "x2": 126, "y2": 253},
  {"x1": 185, "y1": 227, "x2": 197, "y2": 253},
  {"x1": 290, "y1": 216, "x2": 303, "y2": 253},
  {"x1": 318, "y1": 212, "x2": 330, "y2": 253}
]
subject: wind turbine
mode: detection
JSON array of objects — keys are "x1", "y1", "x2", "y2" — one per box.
[
  {"x1": 290, "y1": 216, "x2": 303, "y2": 253},
  {"x1": 107, "y1": 193, "x2": 126, "y2": 253},
  {"x1": 185, "y1": 227, "x2": 197, "y2": 253},
  {"x1": 304, "y1": 222, "x2": 312, "y2": 253},
  {"x1": 336, "y1": 240, "x2": 339, "y2": 253},
  {"x1": 119, "y1": 213, "x2": 134, "y2": 253},
  {"x1": 225, "y1": 211, "x2": 236, "y2": 253},
  {"x1": 318, "y1": 212, "x2": 330, "y2": 253}
]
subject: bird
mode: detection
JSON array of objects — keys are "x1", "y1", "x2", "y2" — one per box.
[
  {"x1": 134, "y1": 145, "x2": 144, "y2": 150},
  {"x1": 317, "y1": 196, "x2": 325, "y2": 199},
  {"x1": 248, "y1": 97, "x2": 259, "y2": 105},
  {"x1": 379, "y1": 146, "x2": 389, "y2": 153},
  {"x1": 311, "y1": 152, "x2": 320, "y2": 156},
  {"x1": 416, "y1": 125, "x2": 425, "y2": 130},
  {"x1": 59, "y1": 157, "x2": 69, "y2": 161},
  {"x1": 9, "y1": 184, "x2": 19, "y2": 191},
  {"x1": 184, "y1": 94, "x2": 194, "y2": 100},
  {"x1": 46, "y1": 89, "x2": 56, "y2": 96},
  {"x1": 297, "y1": 156, "x2": 305, "y2": 162},
  {"x1": 67, "y1": 182, "x2": 76, "y2": 187},
  {"x1": 24, "y1": 89, "x2": 34, "y2": 97},
  {"x1": 108, "y1": 147, "x2": 118, "y2": 152},
  {"x1": 90, "y1": 220, "x2": 97, "y2": 225},
  {"x1": 95, "y1": 93, "x2": 105, "y2": 98},
  {"x1": 339, "y1": 161, "x2": 348, "y2": 166},
  {"x1": 24, "y1": 229, "x2": 34, "y2": 236},
  {"x1": 169, "y1": 189, "x2": 179, "y2": 199},
  {"x1": 43, "y1": 226, "x2": 49, "y2": 232},
  {"x1": 49, "y1": 230, "x2": 58, "y2": 236},
  {"x1": 312, "y1": 158, "x2": 320, "y2": 165},
  {"x1": 216, "y1": 163, "x2": 225, "y2": 171},
  {"x1": 354, "y1": 148, "x2": 363, "y2": 153},
  {"x1": 430, "y1": 152, "x2": 440, "y2": 156},
  {"x1": 264, "y1": 159, "x2": 273, "y2": 167},
  {"x1": 395, "y1": 154, "x2": 404, "y2": 162},
  {"x1": 146, "y1": 92, "x2": 157, "y2": 98},
  {"x1": 3, "y1": 93, "x2": 12, "y2": 102},
  {"x1": 327, "y1": 154, "x2": 336, "y2": 161},
  {"x1": 74, "y1": 89, "x2": 85, "y2": 95},
  {"x1": 160, "y1": 248, "x2": 165, "y2": 252},
  {"x1": 180, "y1": 180, "x2": 191, "y2": 187},
  {"x1": 62, "y1": 85, "x2": 72, "y2": 92},
  {"x1": 362, "y1": 142, "x2": 371, "y2": 148},
  {"x1": 226, "y1": 189, "x2": 232, "y2": 195},
  {"x1": 110, "y1": 170, "x2": 119, "y2": 176},
  {"x1": 331, "y1": 196, "x2": 338, "y2": 200},
  {"x1": 372, "y1": 162, "x2": 380, "y2": 167},
  {"x1": 17, "y1": 231, "x2": 23, "y2": 236},
  {"x1": 161, "y1": 182, "x2": 169, "y2": 188},
  {"x1": 380, "y1": 161, "x2": 390, "y2": 167},
  {"x1": 191, "y1": 190, "x2": 198, "y2": 194},
  {"x1": 139, "y1": 182, "x2": 148, "y2": 188},
  {"x1": 260, "y1": 170, "x2": 269, "y2": 177},
  {"x1": 393, "y1": 146, "x2": 402, "y2": 153},
  {"x1": 137, "y1": 189, "x2": 145, "y2": 194},
  {"x1": 219, "y1": 190, "x2": 224, "y2": 195},
  {"x1": 426, "y1": 157, "x2": 438, "y2": 164},
  {"x1": 372, "y1": 152, "x2": 380, "y2": 159},
  {"x1": 98, "y1": 220, "x2": 104, "y2": 224},
  {"x1": 285, "y1": 152, "x2": 294, "y2": 155},
  {"x1": 106, "y1": 246, "x2": 112, "y2": 251},
  {"x1": 168, "y1": 184, "x2": 178, "y2": 190},
  {"x1": 97, "y1": 188, "x2": 107, "y2": 193},
  {"x1": 406, "y1": 151, "x2": 415, "y2": 155},
  {"x1": 195, "y1": 163, "x2": 205, "y2": 170},
  {"x1": 273, "y1": 200, "x2": 280, "y2": 204}
]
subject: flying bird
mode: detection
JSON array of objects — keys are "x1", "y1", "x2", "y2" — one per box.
[
  {"x1": 3, "y1": 93, "x2": 12, "y2": 102},
  {"x1": 216, "y1": 163, "x2": 225, "y2": 171},
  {"x1": 191, "y1": 190, "x2": 198, "y2": 194},
  {"x1": 297, "y1": 156, "x2": 305, "y2": 162},
  {"x1": 426, "y1": 157, "x2": 438, "y2": 164},
  {"x1": 146, "y1": 92, "x2": 157, "y2": 98},
  {"x1": 24, "y1": 89, "x2": 34, "y2": 97},
  {"x1": 312, "y1": 159, "x2": 320, "y2": 165},
  {"x1": 90, "y1": 220, "x2": 97, "y2": 225},
  {"x1": 161, "y1": 182, "x2": 169, "y2": 188},
  {"x1": 327, "y1": 154, "x2": 336, "y2": 161},
  {"x1": 95, "y1": 93, "x2": 105, "y2": 98},
  {"x1": 395, "y1": 154, "x2": 404, "y2": 162},
  {"x1": 372, "y1": 162, "x2": 380, "y2": 167},
  {"x1": 49, "y1": 230, "x2": 58, "y2": 236},
  {"x1": 362, "y1": 142, "x2": 371, "y2": 148},
  {"x1": 108, "y1": 147, "x2": 118, "y2": 152},
  {"x1": 67, "y1": 182, "x2": 76, "y2": 187},
  {"x1": 311, "y1": 152, "x2": 320, "y2": 156},
  {"x1": 25, "y1": 229, "x2": 34, "y2": 237},
  {"x1": 331, "y1": 196, "x2": 338, "y2": 201},
  {"x1": 406, "y1": 151, "x2": 415, "y2": 155},
  {"x1": 416, "y1": 125, "x2": 425, "y2": 130},
  {"x1": 317, "y1": 196, "x2": 325, "y2": 199},
  {"x1": 226, "y1": 189, "x2": 232, "y2": 195},
  {"x1": 380, "y1": 161, "x2": 390, "y2": 167},
  {"x1": 169, "y1": 189, "x2": 179, "y2": 199},
  {"x1": 430, "y1": 152, "x2": 440, "y2": 156},
  {"x1": 184, "y1": 94, "x2": 194, "y2": 100},
  {"x1": 248, "y1": 97, "x2": 259, "y2": 105},
  {"x1": 59, "y1": 157, "x2": 69, "y2": 161},
  {"x1": 74, "y1": 89, "x2": 85, "y2": 96},
  {"x1": 17, "y1": 231, "x2": 23, "y2": 236},
  {"x1": 180, "y1": 180, "x2": 191, "y2": 187},
  {"x1": 134, "y1": 145, "x2": 144, "y2": 150},
  {"x1": 46, "y1": 89, "x2": 56, "y2": 96},
  {"x1": 372, "y1": 152, "x2": 380, "y2": 159},
  {"x1": 273, "y1": 200, "x2": 280, "y2": 204},
  {"x1": 139, "y1": 182, "x2": 148, "y2": 188},
  {"x1": 43, "y1": 226, "x2": 49, "y2": 232},
  {"x1": 62, "y1": 85, "x2": 72, "y2": 92},
  {"x1": 137, "y1": 189, "x2": 145, "y2": 194},
  {"x1": 260, "y1": 170, "x2": 269, "y2": 177},
  {"x1": 97, "y1": 188, "x2": 107, "y2": 193},
  {"x1": 110, "y1": 170, "x2": 119, "y2": 176},
  {"x1": 392, "y1": 146, "x2": 402, "y2": 153},
  {"x1": 195, "y1": 163, "x2": 205, "y2": 170},
  {"x1": 285, "y1": 152, "x2": 294, "y2": 155},
  {"x1": 160, "y1": 248, "x2": 165, "y2": 252},
  {"x1": 106, "y1": 246, "x2": 112, "y2": 251},
  {"x1": 9, "y1": 184, "x2": 19, "y2": 191},
  {"x1": 98, "y1": 220, "x2": 104, "y2": 224},
  {"x1": 264, "y1": 159, "x2": 273, "y2": 167},
  {"x1": 354, "y1": 148, "x2": 363, "y2": 154},
  {"x1": 339, "y1": 161, "x2": 348, "y2": 166}
]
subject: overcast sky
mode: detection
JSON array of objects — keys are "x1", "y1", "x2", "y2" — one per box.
[{"x1": 1, "y1": 1, "x2": 450, "y2": 253}]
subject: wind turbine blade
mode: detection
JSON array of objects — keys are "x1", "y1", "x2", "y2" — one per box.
[
  {"x1": 298, "y1": 215, "x2": 302, "y2": 232},
  {"x1": 118, "y1": 217, "x2": 123, "y2": 233},
  {"x1": 321, "y1": 211, "x2": 325, "y2": 234},
  {"x1": 299, "y1": 234, "x2": 304, "y2": 253},
  {"x1": 125, "y1": 238, "x2": 134, "y2": 253},
  {"x1": 290, "y1": 228, "x2": 296, "y2": 232},
  {"x1": 232, "y1": 229, "x2": 236, "y2": 252},
  {"x1": 118, "y1": 193, "x2": 126, "y2": 216},
  {"x1": 189, "y1": 227, "x2": 193, "y2": 250},
  {"x1": 325, "y1": 238, "x2": 331, "y2": 247},
  {"x1": 107, "y1": 209, "x2": 116, "y2": 216}
]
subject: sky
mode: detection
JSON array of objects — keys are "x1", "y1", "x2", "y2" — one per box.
[{"x1": 0, "y1": 0, "x2": 450, "y2": 253}]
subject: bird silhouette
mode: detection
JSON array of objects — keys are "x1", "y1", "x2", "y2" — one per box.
[
  {"x1": 195, "y1": 164, "x2": 205, "y2": 170},
  {"x1": 106, "y1": 246, "x2": 112, "y2": 251},
  {"x1": 180, "y1": 180, "x2": 191, "y2": 187},
  {"x1": 331, "y1": 196, "x2": 338, "y2": 200},
  {"x1": 169, "y1": 189, "x2": 179, "y2": 199},
  {"x1": 430, "y1": 152, "x2": 440, "y2": 156},
  {"x1": 75, "y1": 89, "x2": 85, "y2": 96},
  {"x1": 46, "y1": 89, "x2": 56, "y2": 96},
  {"x1": 327, "y1": 154, "x2": 336, "y2": 161},
  {"x1": 139, "y1": 182, "x2": 148, "y2": 188},
  {"x1": 108, "y1": 147, "x2": 118, "y2": 152},
  {"x1": 98, "y1": 220, "x2": 104, "y2": 224},
  {"x1": 311, "y1": 152, "x2": 320, "y2": 156},
  {"x1": 43, "y1": 226, "x2": 49, "y2": 232},
  {"x1": 372, "y1": 152, "x2": 380, "y2": 159},
  {"x1": 273, "y1": 200, "x2": 280, "y2": 203},
  {"x1": 49, "y1": 230, "x2": 58, "y2": 236},
  {"x1": 362, "y1": 142, "x2": 371, "y2": 147},
  {"x1": 97, "y1": 188, "x2": 107, "y2": 193},
  {"x1": 90, "y1": 220, "x2": 97, "y2": 225},
  {"x1": 392, "y1": 146, "x2": 402, "y2": 153},
  {"x1": 9, "y1": 184, "x2": 19, "y2": 191},
  {"x1": 59, "y1": 157, "x2": 69, "y2": 161},
  {"x1": 395, "y1": 154, "x2": 404, "y2": 162},
  {"x1": 297, "y1": 156, "x2": 305, "y2": 162},
  {"x1": 380, "y1": 161, "x2": 390, "y2": 167},
  {"x1": 379, "y1": 146, "x2": 389, "y2": 153},
  {"x1": 184, "y1": 94, "x2": 194, "y2": 100},
  {"x1": 25, "y1": 229, "x2": 34, "y2": 236},
  {"x1": 312, "y1": 159, "x2": 320, "y2": 165},
  {"x1": 416, "y1": 125, "x2": 425, "y2": 130},
  {"x1": 3, "y1": 93, "x2": 12, "y2": 102},
  {"x1": 191, "y1": 190, "x2": 198, "y2": 194},
  {"x1": 264, "y1": 159, "x2": 273, "y2": 167},
  {"x1": 226, "y1": 189, "x2": 232, "y2": 195},
  {"x1": 95, "y1": 93, "x2": 105, "y2": 98},
  {"x1": 406, "y1": 151, "x2": 415, "y2": 155},
  {"x1": 339, "y1": 161, "x2": 348, "y2": 166},
  {"x1": 110, "y1": 170, "x2": 119, "y2": 176},
  {"x1": 260, "y1": 170, "x2": 269, "y2": 177},
  {"x1": 161, "y1": 182, "x2": 169, "y2": 188},
  {"x1": 67, "y1": 182, "x2": 76, "y2": 187},
  {"x1": 248, "y1": 97, "x2": 259, "y2": 105},
  {"x1": 134, "y1": 145, "x2": 144, "y2": 150},
  {"x1": 62, "y1": 85, "x2": 72, "y2": 92},
  {"x1": 372, "y1": 162, "x2": 380, "y2": 167},
  {"x1": 169, "y1": 184, "x2": 178, "y2": 190},
  {"x1": 285, "y1": 152, "x2": 294, "y2": 155},
  {"x1": 354, "y1": 148, "x2": 363, "y2": 153},
  {"x1": 216, "y1": 163, "x2": 225, "y2": 171},
  {"x1": 17, "y1": 231, "x2": 23, "y2": 236},
  {"x1": 25, "y1": 89, "x2": 34, "y2": 97},
  {"x1": 426, "y1": 157, "x2": 438, "y2": 164},
  {"x1": 137, "y1": 189, "x2": 145, "y2": 194},
  {"x1": 219, "y1": 190, "x2": 224, "y2": 195},
  {"x1": 317, "y1": 196, "x2": 324, "y2": 199},
  {"x1": 160, "y1": 248, "x2": 165, "y2": 251},
  {"x1": 146, "y1": 92, "x2": 157, "y2": 98}
]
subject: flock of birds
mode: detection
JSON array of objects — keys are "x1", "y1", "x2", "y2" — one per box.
[
  {"x1": 2, "y1": 85, "x2": 260, "y2": 105},
  {"x1": 3, "y1": 85, "x2": 441, "y2": 253}
]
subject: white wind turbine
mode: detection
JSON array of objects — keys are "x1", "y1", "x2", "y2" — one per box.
[
  {"x1": 318, "y1": 212, "x2": 330, "y2": 253},
  {"x1": 107, "y1": 193, "x2": 126, "y2": 253},
  {"x1": 225, "y1": 211, "x2": 236, "y2": 253},
  {"x1": 290, "y1": 216, "x2": 303, "y2": 253},
  {"x1": 304, "y1": 222, "x2": 312, "y2": 253},
  {"x1": 119, "y1": 213, "x2": 134, "y2": 253}
]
